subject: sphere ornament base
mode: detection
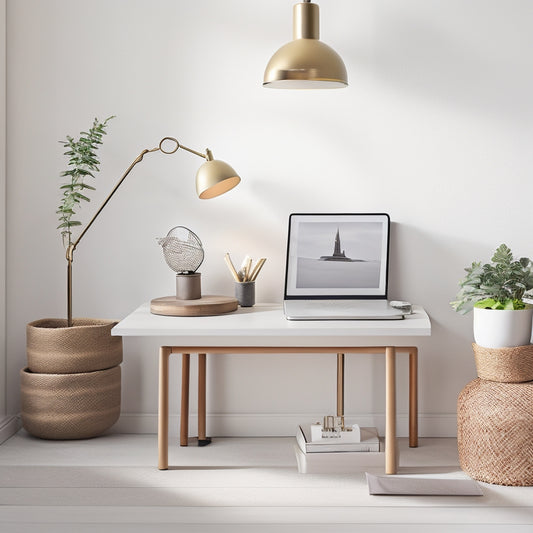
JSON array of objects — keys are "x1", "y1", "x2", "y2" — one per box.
[
  {"x1": 150, "y1": 295, "x2": 238, "y2": 317},
  {"x1": 176, "y1": 272, "x2": 202, "y2": 300}
]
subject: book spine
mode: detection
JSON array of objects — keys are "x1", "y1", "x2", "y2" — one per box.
[{"x1": 305, "y1": 443, "x2": 381, "y2": 453}]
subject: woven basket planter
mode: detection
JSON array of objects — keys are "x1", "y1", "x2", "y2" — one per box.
[
  {"x1": 27, "y1": 318, "x2": 122, "y2": 374},
  {"x1": 22, "y1": 318, "x2": 123, "y2": 439},
  {"x1": 457, "y1": 378, "x2": 533, "y2": 486},
  {"x1": 20, "y1": 365, "x2": 121, "y2": 440},
  {"x1": 472, "y1": 343, "x2": 533, "y2": 383}
]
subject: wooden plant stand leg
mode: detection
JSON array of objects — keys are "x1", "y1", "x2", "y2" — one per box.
[
  {"x1": 385, "y1": 346, "x2": 397, "y2": 475},
  {"x1": 180, "y1": 353, "x2": 190, "y2": 447},
  {"x1": 409, "y1": 347, "x2": 418, "y2": 447},
  {"x1": 158, "y1": 346, "x2": 171, "y2": 470},
  {"x1": 337, "y1": 353, "x2": 345, "y2": 417},
  {"x1": 198, "y1": 353, "x2": 211, "y2": 446}
]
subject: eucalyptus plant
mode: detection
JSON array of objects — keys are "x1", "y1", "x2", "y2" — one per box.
[
  {"x1": 57, "y1": 116, "x2": 114, "y2": 247},
  {"x1": 451, "y1": 244, "x2": 533, "y2": 314}
]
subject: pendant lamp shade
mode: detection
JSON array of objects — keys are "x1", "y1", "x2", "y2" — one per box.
[{"x1": 263, "y1": 1, "x2": 347, "y2": 89}]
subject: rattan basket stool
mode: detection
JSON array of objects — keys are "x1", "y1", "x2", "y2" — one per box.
[{"x1": 457, "y1": 344, "x2": 533, "y2": 486}]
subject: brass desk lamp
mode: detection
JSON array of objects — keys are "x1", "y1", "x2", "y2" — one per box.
[{"x1": 65, "y1": 137, "x2": 240, "y2": 326}]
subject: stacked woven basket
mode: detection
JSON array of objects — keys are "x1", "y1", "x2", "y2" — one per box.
[
  {"x1": 457, "y1": 343, "x2": 533, "y2": 486},
  {"x1": 20, "y1": 318, "x2": 122, "y2": 440}
]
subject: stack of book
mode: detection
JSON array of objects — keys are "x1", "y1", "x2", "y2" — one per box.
[{"x1": 294, "y1": 423, "x2": 385, "y2": 474}]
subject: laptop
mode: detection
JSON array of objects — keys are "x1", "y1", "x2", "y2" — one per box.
[{"x1": 283, "y1": 213, "x2": 407, "y2": 320}]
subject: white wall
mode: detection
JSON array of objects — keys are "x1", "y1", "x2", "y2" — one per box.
[
  {"x1": 5, "y1": 0, "x2": 533, "y2": 436},
  {"x1": 0, "y1": 0, "x2": 5, "y2": 422}
]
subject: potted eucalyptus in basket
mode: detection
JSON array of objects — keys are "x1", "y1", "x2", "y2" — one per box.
[
  {"x1": 451, "y1": 244, "x2": 533, "y2": 349},
  {"x1": 21, "y1": 117, "x2": 123, "y2": 440}
]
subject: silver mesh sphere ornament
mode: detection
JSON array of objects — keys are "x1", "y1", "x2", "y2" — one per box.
[{"x1": 157, "y1": 226, "x2": 204, "y2": 274}]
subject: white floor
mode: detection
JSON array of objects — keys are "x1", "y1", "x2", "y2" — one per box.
[{"x1": 0, "y1": 431, "x2": 532, "y2": 532}]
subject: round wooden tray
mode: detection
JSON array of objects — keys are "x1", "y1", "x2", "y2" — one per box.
[{"x1": 150, "y1": 295, "x2": 238, "y2": 317}]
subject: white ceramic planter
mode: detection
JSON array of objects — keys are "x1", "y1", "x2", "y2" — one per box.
[{"x1": 473, "y1": 307, "x2": 533, "y2": 348}]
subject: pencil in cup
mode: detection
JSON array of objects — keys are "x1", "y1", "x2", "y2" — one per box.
[{"x1": 224, "y1": 254, "x2": 266, "y2": 283}]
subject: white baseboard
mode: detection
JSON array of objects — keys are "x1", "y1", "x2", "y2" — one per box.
[
  {"x1": 0, "y1": 415, "x2": 21, "y2": 444},
  {"x1": 111, "y1": 412, "x2": 458, "y2": 438}
]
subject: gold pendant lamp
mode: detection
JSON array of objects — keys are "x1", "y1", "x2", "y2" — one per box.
[{"x1": 263, "y1": 0, "x2": 348, "y2": 89}]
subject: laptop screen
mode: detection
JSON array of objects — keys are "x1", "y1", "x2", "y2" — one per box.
[{"x1": 284, "y1": 213, "x2": 390, "y2": 299}]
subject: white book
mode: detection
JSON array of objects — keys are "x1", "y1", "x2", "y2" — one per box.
[
  {"x1": 294, "y1": 445, "x2": 386, "y2": 474},
  {"x1": 296, "y1": 425, "x2": 381, "y2": 453}
]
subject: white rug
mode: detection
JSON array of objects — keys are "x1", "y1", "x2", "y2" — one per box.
[{"x1": 366, "y1": 472, "x2": 483, "y2": 496}]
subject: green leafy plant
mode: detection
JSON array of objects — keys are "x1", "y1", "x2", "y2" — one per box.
[
  {"x1": 56, "y1": 116, "x2": 114, "y2": 247},
  {"x1": 451, "y1": 244, "x2": 533, "y2": 314}
]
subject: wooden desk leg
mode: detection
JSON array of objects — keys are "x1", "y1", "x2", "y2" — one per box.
[
  {"x1": 180, "y1": 353, "x2": 190, "y2": 447},
  {"x1": 198, "y1": 353, "x2": 211, "y2": 446},
  {"x1": 158, "y1": 346, "x2": 171, "y2": 470},
  {"x1": 409, "y1": 347, "x2": 418, "y2": 448},
  {"x1": 385, "y1": 346, "x2": 397, "y2": 475},
  {"x1": 337, "y1": 353, "x2": 345, "y2": 418}
]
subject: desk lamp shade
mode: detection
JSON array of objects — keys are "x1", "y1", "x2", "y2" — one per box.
[
  {"x1": 196, "y1": 149, "x2": 241, "y2": 199},
  {"x1": 263, "y1": 1, "x2": 348, "y2": 89}
]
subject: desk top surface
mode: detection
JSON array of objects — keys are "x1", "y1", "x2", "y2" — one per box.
[{"x1": 112, "y1": 303, "x2": 431, "y2": 347}]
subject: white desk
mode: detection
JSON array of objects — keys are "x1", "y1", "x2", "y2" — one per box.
[{"x1": 113, "y1": 303, "x2": 431, "y2": 473}]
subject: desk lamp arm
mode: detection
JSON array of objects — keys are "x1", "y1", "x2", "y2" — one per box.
[{"x1": 66, "y1": 137, "x2": 210, "y2": 326}]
